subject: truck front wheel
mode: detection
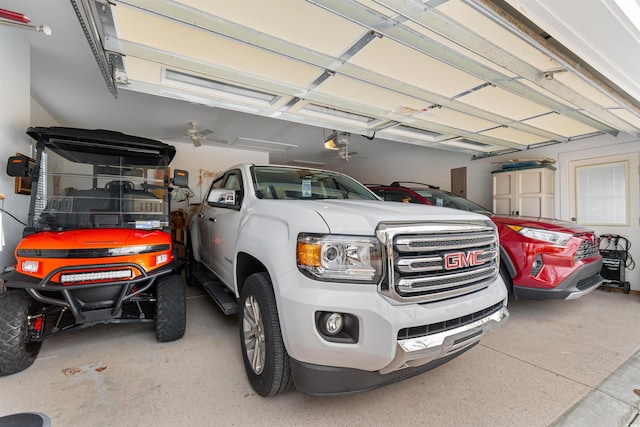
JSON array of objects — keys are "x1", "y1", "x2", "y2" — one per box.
[
  {"x1": 155, "y1": 274, "x2": 187, "y2": 342},
  {"x1": 0, "y1": 291, "x2": 42, "y2": 376},
  {"x1": 239, "y1": 272, "x2": 293, "y2": 396}
]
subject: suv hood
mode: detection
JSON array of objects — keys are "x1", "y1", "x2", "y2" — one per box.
[{"x1": 489, "y1": 215, "x2": 593, "y2": 234}]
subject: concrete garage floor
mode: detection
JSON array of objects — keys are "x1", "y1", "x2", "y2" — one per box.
[{"x1": 1, "y1": 286, "x2": 639, "y2": 427}]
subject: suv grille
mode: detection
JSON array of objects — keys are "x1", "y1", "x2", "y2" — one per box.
[
  {"x1": 574, "y1": 238, "x2": 598, "y2": 262},
  {"x1": 377, "y1": 222, "x2": 499, "y2": 303}
]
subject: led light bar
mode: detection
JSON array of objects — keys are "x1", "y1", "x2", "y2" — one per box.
[{"x1": 60, "y1": 269, "x2": 132, "y2": 284}]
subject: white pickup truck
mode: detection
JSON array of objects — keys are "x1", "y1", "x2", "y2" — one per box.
[{"x1": 185, "y1": 163, "x2": 509, "y2": 396}]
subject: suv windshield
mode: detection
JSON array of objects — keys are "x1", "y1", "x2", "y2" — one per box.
[
  {"x1": 252, "y1": 165, "x2": 377, "y2": 200},
  {"x1": 414, "y1": 189, "x2": 493, "y2": 215},
  {"x1": 31, "y1": 131, "x2": 171, "y2": 232}
]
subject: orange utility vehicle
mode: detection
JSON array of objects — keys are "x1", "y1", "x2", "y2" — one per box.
[{"x1": 0, "y1": 127, "x2": 189, "y2": 376}]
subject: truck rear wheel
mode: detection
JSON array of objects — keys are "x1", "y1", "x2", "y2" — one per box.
[
  {"x1": 155, "y1": 274, "x2": 186, "y2": 342},
  {"x1": 0, "y1": 291, "x2": 42, "y2": 376},
  {"x1": 239, "y1": 272, "x2": 293, "y2": 396}
]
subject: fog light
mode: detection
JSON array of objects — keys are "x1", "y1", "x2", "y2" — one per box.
[
  {"x1": 316, "y1": 311, "x2": 359, "y2": 343},
  {"x1": 530, "y1": 256, "x2": 543, "y2": 277},
  {"x1": 324, "y1": 312, "x2": 343, "y2": 335}
]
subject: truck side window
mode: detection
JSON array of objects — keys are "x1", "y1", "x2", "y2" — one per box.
[
  {"x1": 224, "y1": 172, "x2": 244, "y2": 206},
  {"x1": 206, "y1": 170, "x2": 243, "y2": 207}
]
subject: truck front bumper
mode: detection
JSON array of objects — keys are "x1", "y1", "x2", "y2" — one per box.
[
  {"x1": 291, "y1": 306, "x2": 508, "y2": 395},
  {"x1": 274, "y1": 270, "x2": 509, "y2": 394},
  {"x1": 513, "y1": 258, "x2": 603, "y2": 300}
]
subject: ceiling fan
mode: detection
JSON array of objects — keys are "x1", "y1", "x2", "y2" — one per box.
[{"x1": 168, "y1": 121, "x2": 214, "y2": 147}]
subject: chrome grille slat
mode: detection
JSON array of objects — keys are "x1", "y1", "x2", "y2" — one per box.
[
  {"x1": 378, "y1": 222, "x2": 499, "y2": 303},
  {"x1": 396, "y1": 232, "x2": 496, "y2": 252},
  {"x1": 398, "y1": 266, "x2": 497, "y2": 293},
  {"x1": 396, "y1": 256, "x2": 442, "y2": 273}
]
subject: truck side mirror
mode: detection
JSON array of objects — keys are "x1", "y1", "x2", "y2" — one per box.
[
  {"x1": 207, "y1": 189, "x2": 236, "y2": 205},
  {"x1": 172, "y1": 169, "x2": 189, "y2": 187},
  {"x1": 7, "y1": 155, "x2": 33, "y2": 177}
]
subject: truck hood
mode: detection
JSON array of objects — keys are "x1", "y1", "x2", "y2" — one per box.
[
  {"x1": 489, "y1": 215, "x2": 594, "y2": 234},
  {"x1": 300, "y1": 199, "x2": 493, "y2": 234}
]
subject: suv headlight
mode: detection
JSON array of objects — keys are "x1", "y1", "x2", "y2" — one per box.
[
  {"x1": 297, "y1": 234, "x2": 383, "y2": 283},
  {"x1": 506, "y1": 225, "x2": 572, "y2": 245}
]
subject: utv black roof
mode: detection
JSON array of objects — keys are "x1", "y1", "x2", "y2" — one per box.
[{"x1": 27, "y1": 127, "x2": 176, "y2": 166}]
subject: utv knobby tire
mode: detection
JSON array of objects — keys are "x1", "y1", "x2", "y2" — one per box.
[
  {"x1": 155, "y1": 274, "x2": 186, "y2": 342},
  {"x1": 0, "y1": 291, "x2": 42, "y2": 376},
  {"x1": 239, "y1": 272, "x2": 293, "y2": 397}
]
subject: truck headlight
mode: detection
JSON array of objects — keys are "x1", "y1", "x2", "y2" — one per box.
[
  {"x1": 506, "y1": 225, "x2": 572, "y2": 246},
  {"x1": 297, "y1": 234, "x2": 383, "y2": 283}
]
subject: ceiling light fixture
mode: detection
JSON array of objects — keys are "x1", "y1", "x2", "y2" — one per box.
[{"x1": 324, "y1": 131, "x2": 350, "y2": 150}]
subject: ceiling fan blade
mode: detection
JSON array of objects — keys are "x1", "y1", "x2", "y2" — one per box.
[
  {"x1": 192, "y1": 137, "x2": 202, "y2": 147},
  {"x1": 199, "y1": 129, "x2": 214, "y2": 136}
]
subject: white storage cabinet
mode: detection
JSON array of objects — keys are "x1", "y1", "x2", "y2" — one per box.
[{"x1": 492, "y1": 166, "x2": 555, "y2": 217}]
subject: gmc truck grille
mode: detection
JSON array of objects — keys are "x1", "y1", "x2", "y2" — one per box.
[
  {"x1": 398, "y1": 301, "x2": 504, "y2": 339},
  {"x1": 377, "y1": 222, "x2": 499, "y2": 303},
  {"x1": 574, "y1": 238, "x2": 598, "y2": 262}
]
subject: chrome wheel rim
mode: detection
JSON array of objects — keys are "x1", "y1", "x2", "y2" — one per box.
[{"x1": 242, "y1": 295, "x2": 265, "y2": 375}]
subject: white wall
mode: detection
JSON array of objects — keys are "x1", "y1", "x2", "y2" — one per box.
[
  {"x1": 0, "y1": 26, "x2": 33, "y2": 269},
  {"x1": 341, "y1": 144, "x2": 472, "y2": 193},
  {"x1": 168, "y1": 141, "x2": 269, "y2": 212}
]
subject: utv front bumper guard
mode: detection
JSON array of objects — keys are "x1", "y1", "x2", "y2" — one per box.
[{"x1": 0, "y1": 259, "x2": 182, "y2": 324}]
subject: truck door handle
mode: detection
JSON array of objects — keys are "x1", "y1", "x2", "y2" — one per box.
[{"x1": 208, "y1": 217, "x2": 216, "y2": 222}]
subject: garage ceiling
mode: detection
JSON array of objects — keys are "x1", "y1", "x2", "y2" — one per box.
[
  {"x1": 3, "y1": 0, "x2": 640, "y2": 163},
  {"x1": 68, "y1": 0, "x2": 640, "y2": 159}
]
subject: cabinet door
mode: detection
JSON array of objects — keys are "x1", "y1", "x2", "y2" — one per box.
[
  {"x1": 516, "y1": 168, "x2": 554, "y2": 217},
  {"x1": 492, "y1": 168, "x2": 555, "y2": 217},
  {"x1": 493, "y1": 171, "x2": 514, "y2": 215}
]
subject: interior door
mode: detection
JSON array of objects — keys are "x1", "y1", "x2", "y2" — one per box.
[
  {"x1": 451, "y1": 167, "x2": 467, "y2": 199},
  {"x1": 568, "y1": 152, "x2": 638, "y2": 288}
]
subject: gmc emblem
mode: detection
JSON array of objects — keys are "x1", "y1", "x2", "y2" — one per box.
[{"x1": 444, "y1": 250, "x2": 487, "y2": 270}]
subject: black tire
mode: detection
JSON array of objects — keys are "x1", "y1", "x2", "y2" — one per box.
[
  {"x1": 155, "y1": 274, "x2": 186, "y2": 342},
  {"x1": 239, "y1": 272, "x2": 293, "y2": 397},
  {"x1": 0, "y1": 291, "x2": 42, "y2": 376},
  {"x1": 624, "y1": 282, "x2": 631, "y2": 294},
  {"x1": 499, "y1": 262, "x2": 514, "y2": 297},
  {"x1": 184, "y1": 238, "x2": 197, "y2": 287}
]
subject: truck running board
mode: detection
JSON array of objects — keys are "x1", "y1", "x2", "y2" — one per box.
[{"x1": 192, "y1": 266, "x2": 240, "y2": 315}]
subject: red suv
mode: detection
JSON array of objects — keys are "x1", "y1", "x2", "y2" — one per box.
[{"x1": 368, "y1": 182, "x2": 603, "y2": 300}]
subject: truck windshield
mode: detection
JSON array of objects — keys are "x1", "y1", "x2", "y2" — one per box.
[
  {"x1": 33, "y1": 144, "x2": 169, "y2": 231},
  {"x1": 252, "y1": 165, "x2": 378, "y2": 201}
]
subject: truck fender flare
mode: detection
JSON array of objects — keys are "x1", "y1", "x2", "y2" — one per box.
[{"x1": 185, "y1": 220, "x2": 202, "y2": 263}]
